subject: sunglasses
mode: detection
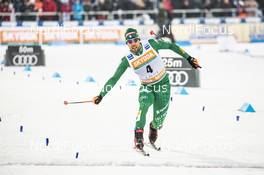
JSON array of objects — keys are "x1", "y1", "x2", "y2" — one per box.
[{"x1": 126, "y1": 38, "x2": 140, "y2": 44}]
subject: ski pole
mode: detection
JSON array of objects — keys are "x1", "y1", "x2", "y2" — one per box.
[{"x1": 64, "y1": 100, "x2": 93, "y2": 105}]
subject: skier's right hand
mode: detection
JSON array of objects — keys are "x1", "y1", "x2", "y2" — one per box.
[{"x1": 93, "y1": 95, "x2": 103, "y2": 105}]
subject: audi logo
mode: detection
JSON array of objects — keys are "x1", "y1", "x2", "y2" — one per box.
[
  {"x1": 12, "y1": 54, "x2": 38, "y2": 66},
  {"x1": 168, "y1": 71, "x2": 189, "y2": 86}
]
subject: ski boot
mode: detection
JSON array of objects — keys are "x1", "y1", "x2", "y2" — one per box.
[
  {"x1": 148, "y1": 123, "x2": 161, "y2": 151},
  {"x1": 149, "y1": 123, "x2": 158, "y2": 144},
  {"x1": 134, "y1": 129, "x2": 144, "y2": 150},
  {"x1": 134, "y1": 129, "x2": 149, "y2": 156}
]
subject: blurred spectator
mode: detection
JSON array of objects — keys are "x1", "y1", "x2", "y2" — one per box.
[
  {"x1": 170, "y1": 0, "x2": 181, "y2": 18},
  {"x1": 233, "y1": 0, "x2": 247, "y2": 17},
  {"x1": 43, "y1": 0, "x2": 57, "y2": 13},
  {"x1": 244, "y1": 0, "x2": 258, "y2": 8},
  {"x1": 0, "y1": 0, "x2": 12, "y2": 21},
  {"x1": 144, "y1": 0, "x2": 154, "y2": 10},
  {"x1": 22, "y1": 0, "x2": 35, "y2": 21},
  {"x1": 202, "y1": 0, "x2": 214, "y2": 9},
  {"x1": 244, "y1": 0, "x2": 258, "y2": 16},
  {"x1": 256, "y1": 0, "x2": 263, "y2": 8},
  {"x1": 60, "y1": 0, "x2": 71, "y2": 11},
  {"x1": 212, "y1": 0, "x2": 235, "y2": 16},
  {"x1": 219, "y1": 0, "x2": 236, "y2": 16},
  {"x1": 238, "y1": 7, "x2": 247, "y2": 17},
  {"x1": 156, "y1": 8, "x2": 175, "y2": 43},
  {"x1": 156, "y1": 1, "x2": 175, "y2": 43},
  {"x1": 13, "y1": 0, "x2": 24, "y2": 12},
  {"x1": 61, "y1": 0, "x2": 71, "y2": 21},
  {"x1": 172, "y1": 0, "x2": 201, "y2": 9},
  {"x1": 256, "y1": 0, "x2": 264, "y2": 15},
  {"x1": 97, "y1": 0, "x2": 111, "y2": 19},
  {"x1": 109, "y1": 0, "x2": 119, "y2": 11},
  {"x1": 54, "y1": 0, "x2": 62, "y2": 12},
  {"x1": 171, "y1": 0, "x2": 181, "y2": 9},
  {"x1": 0, "y1": 0, "x2": 262, "y2": 21},
  {"x1": 72, "y1": 0, "x2": 83, "y2": 21},
  {"x1": 181, "y1": 0, "x2": 195, "y2": 9},
  {"x1": 13, "y1": 0, "x2": 24, "y2": 21},
  {"x1": 83, "y1": 0, "x2": 96, "y2": 20},
  {"x1": 118, "y1": 0, "x2": 141, "y2": 10},
  {"x1": 220, "y1": 0, "x2": 236, "y2": 8},
  {"x1": 181, "y1": 0, "x2": 198, "y2": 17},
  {"x1": 85, "y1": 0, "x2": 99, "y2": 11},
  {"x1": 34, "y1": 0, "x2": 43, "y2": 12},
  {"x1": 118, "y1": 0, "x2": 132, "y2": 10},
  {"x1": 193, "y1": 0, "x2": 202, "y2": 9},
  {"x1": 42, "y1": 0, "x2": 58, "y2": 20},
  {"x1": 213, "y1": 0, "x2": 222, "y2": 8},
  {"x1": 83, "y1": 0, "x2": 92, "y2": 11},
  {"x1": 162, "y1": 0, "x2": 173, "y2": 12},
  {"x1": 131, "y1": 0, "x2": 146, "y2": 10}
]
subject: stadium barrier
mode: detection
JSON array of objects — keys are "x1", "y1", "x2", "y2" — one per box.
[
  {"x1": 0, "y1": 8, "x2": 261, "y2": 21},
  {"x1": 0, "y1": 21, "x2": 264, "y2": 44}
]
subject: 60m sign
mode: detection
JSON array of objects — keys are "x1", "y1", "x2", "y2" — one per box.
[{"x1": 5, "y1": 45, "x2": 45, "y2": 66}]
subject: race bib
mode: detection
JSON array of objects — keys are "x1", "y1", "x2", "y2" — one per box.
[{"x1": 126, "y1": 41, "x2": 166, "y2": 84}]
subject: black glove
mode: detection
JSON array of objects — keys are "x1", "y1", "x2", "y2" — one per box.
[
  {"x1": 93, "y1": 95, "x2": 103, "y2": 105},
  {"x1": 187, "y1": 56, "x2": 201, "y2": 69}
]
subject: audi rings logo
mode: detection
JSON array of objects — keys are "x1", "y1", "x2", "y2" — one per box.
[
  {"x1": 168, "y1": 71, "x2": 189, "y2": 86},
  {"x1": 12, "y1": 55, "x2": 38, "y2": 66}
]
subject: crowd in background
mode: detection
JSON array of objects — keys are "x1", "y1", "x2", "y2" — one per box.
[
  {"x1": 0, "y1": 0, "x2": 263, "y2": 21},
  {"x1": 170, "y1": 0, "x2": 260, "y2": 10}
]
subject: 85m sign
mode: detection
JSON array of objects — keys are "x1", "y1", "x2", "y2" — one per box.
[{"x1": 162, "y1": 57, "x2": 200, "y2": 87}]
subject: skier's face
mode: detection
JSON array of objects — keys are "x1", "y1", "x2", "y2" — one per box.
[{"x1": 127, "y1": 38, "x2": 141, "y2": 53}]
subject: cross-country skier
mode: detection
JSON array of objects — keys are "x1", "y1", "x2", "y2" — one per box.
[{"x1": 93, "y1": 28, "x2": 201, "y2": 153}]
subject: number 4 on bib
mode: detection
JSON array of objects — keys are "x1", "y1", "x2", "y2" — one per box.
[{"x1": 146, "y1": 65, "x2": 153, "y2": 73}]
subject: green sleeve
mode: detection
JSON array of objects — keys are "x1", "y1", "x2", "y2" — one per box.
[
  {"x1": 148, "y1": 39, "x2": 191, "y2": 59},
  {"x1": 99, "y1": 57, "x2": 129, "y2": 97}
]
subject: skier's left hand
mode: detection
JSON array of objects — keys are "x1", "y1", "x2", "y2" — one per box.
[{"x1": 187, "y1": 56, "x2": 202, "y2": 69}]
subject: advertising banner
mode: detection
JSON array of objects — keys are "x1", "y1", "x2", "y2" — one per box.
[
  {"x1": 1, "y1": 29, "x2": 39, "y2": 44},
  {"x1": 42, "y1": 28, "x2": 80, "y2": 43},
  {"x1": 82, "y1": 28, "x2": 121, "y2": 42}
]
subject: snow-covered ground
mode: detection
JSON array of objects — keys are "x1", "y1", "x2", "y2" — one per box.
[{"x1": 0, "y1": 43, "x2": 264, "y2": 174}]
